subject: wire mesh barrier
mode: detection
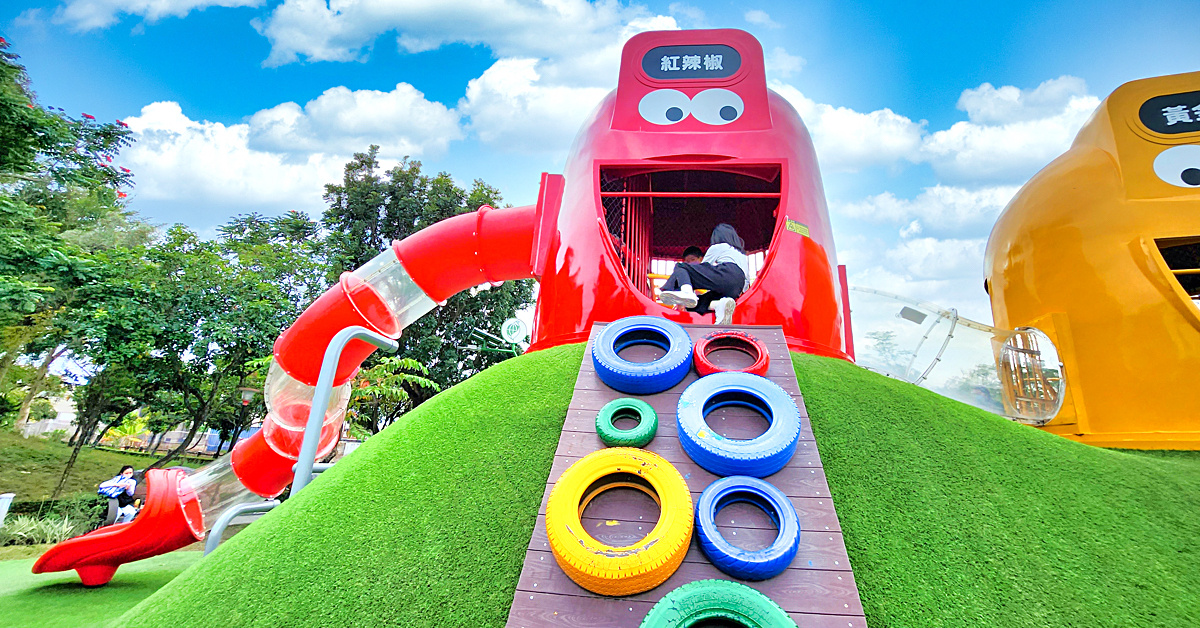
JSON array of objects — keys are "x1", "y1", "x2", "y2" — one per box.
[{"x1": 848, "y1": 286, "x2": 1064, "y2": 425}]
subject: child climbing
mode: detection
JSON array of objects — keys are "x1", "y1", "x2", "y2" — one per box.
[{"x1": 660, "y1": 224, "x2": 750, "y2": 324}]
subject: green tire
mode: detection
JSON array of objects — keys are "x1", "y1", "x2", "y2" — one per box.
[
  {"x1": 639, "y1": 579, "x2": 796, "y2": 627},
  {"x1": 595, "y1": 398, "x2": 658, "y2": 447}
]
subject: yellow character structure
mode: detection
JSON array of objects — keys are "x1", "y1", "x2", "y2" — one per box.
[{"x1": 985, "y1": 70, "x2": 1200, "y2": 449}]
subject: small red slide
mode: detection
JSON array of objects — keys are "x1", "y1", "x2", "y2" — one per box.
[{"x1": 32, "y1": 469, "x2": 204, "y2": 586}]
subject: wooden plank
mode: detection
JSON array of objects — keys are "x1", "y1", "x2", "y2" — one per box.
[
  {"x1": 506, "y1": 591, "x2": 867, "y2": 628},
  {"x1": 535, "y1": 489, "x2": 844, "y2": 533},
  {"x1": 561, "y1": 407, "x2": 816, "y2": 442},
  {"x1": 552, "y1": 429, "x2": 825, "y2": 468},
  {"x1": 543, "y1": 455, "x2": 834, "y2": 499},
  {"x1": 515, "y1": 550, "x2": 864, "y2": 616},
  {"x1": 526, "y1": 515, "x2": 853, "y2": 571},
  {"x1": 507, "y1": 323, "x2": 863, "y2": 628}
]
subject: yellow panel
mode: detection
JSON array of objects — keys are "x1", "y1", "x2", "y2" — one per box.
[{"x1": 985, "y1": 70, "x2": 1200, "y2": 450}]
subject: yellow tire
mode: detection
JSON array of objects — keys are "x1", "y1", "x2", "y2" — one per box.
[{"x1": 545, "y1": 447, "x2": 693, "y2": 596}]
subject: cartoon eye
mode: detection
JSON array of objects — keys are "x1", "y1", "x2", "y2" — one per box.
[
  {"x1": 690, "y1": 89, "x2": 744, "y2": 125},
  {"x1": 1153, "y1": 144, "x2": 1200, "y2": 188},
  {"x1": 639, "y1": 90, "x2": 691, "y2": 125}
]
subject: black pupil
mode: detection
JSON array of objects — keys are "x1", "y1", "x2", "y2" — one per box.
[
  {"x1": 1182, "y1": 168, "x2": 1200, "y2": 186},
  {"x1": 720, "y1": 106, "x2": 738, "y2": 121},
  {"x1": 666, "y1": 107, "x2": 684, "y2": 122}
]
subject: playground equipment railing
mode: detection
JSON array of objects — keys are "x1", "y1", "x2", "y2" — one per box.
[{"x1": 205, "y1": 325, "x2": 399, "y2": 555}]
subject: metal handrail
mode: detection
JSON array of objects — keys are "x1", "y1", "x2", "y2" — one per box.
[
  {"x1": 290, "y1": 326, "x2": 399, "y2": 495},
  {"x1": 204, "y1": 500, "x2": 280, "y2": 555}
]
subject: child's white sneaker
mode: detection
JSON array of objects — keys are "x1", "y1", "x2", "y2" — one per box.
[
  {"x1": 714, "y1": 297, "x2": 736, "y2": 325},
  {"x1": 660, "y1": 286, "x2": 699, "y2": 309}
]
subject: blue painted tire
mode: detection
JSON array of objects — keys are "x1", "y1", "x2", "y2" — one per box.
[
  {"x1": 676, "y1": 372, "x2": 801, "y2": 477},
  {"x1": 696, "y1": 476, "x2": 800, "y2": 580},
  {"x1": 592, "y1": 316, "x2": 693, "y2": 395}
]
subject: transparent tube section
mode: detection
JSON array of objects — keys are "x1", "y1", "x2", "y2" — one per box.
[
  {"x1": 848, "y1": 286, "x2": 1065, "y2": 425},
  {"x1": 263, "y1": 360, "x2": 352, "y2": 460},
  {"x1": 351, "y1": 247, "x2": 438, "y2": 332},
  {"x1": 178, "y1": 455, "x2": 263, "y2": 537}
]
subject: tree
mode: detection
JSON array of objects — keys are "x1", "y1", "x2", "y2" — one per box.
[
  {"x1": 348, "y1": 356, "x2": 439, "y2": 435},
  {"x1": 322, "y1": 147, "x2": 535, "y2": 389}
]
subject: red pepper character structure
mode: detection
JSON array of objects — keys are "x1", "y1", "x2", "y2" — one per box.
[{"x1": 34, "y1": 28, "x2": 851, "y2": 586}]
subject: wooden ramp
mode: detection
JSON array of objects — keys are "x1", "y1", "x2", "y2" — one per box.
[{"x1": 506, "y1": 324, "x2": 867, "y2": 628}]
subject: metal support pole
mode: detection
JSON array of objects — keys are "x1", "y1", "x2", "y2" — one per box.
[
  {"x1": 290, "y1": 325, "x2": 398, "y2": 495},
  {"x1": 204, "y1": 500, "x2": 280, "y2": 556}
]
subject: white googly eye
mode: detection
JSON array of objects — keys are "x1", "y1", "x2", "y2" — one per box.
[
  {"x1": 1153, "y1": 144, "x2": 1200, "y2": 188},
  {"x1": 689, "y1": 88, "x2": 744, "y2": 125},
  {"x1": 638, "y1": 89, "x2": 691, "y2": 125}
]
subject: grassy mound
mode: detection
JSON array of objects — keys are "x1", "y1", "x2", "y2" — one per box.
[
  {"x1": 113, "y1": 343, "x2": 585, "y2": 628},
  {"x1": 791, "y1": 352, "x2": 1200, "y2": 627},
  {"x1": 105, "y1": 346, "x2": 1198, "y2": 627}
]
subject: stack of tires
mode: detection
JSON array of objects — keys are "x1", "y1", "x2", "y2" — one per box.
[{"x1": 546, "y1": 316, "x2": 801, "y2": 628}]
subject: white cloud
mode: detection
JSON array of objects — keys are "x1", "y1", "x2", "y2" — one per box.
[
  {"x1": 255, "y1": 0, "x2": 664, "y2": 67},
  {"x1": 919, "y1": 91, "x2": 1099, "y2": 183},
  {"x1": 743, "y1": 9, "x2": 780, "y2": 28},
  {"x1": 957, "y1": 75, "x2": 1090, "y2": 124},
  {"x1": 765, "y1": 47, "x2": 805, "y2": 79},
  {"x1": 121, "y1": 101, "x2": 343, "y2": 213},
  {"x1": 56, "y1": 0, "x2": 261, "y2": 31},
  {"x1": 847, "y1": 237, "x2": 993, "y2": 322},
  {"x1": 247, "y1": 83, "x2": 462, "y2": 158},
  {"x1": 458, "y1": 59, "x2": 610, "y2": 153},
  {"x1": 836, "y1": 185, "x2": 1019, "y2": 230},
  {"x1": 667, "y1": 2, "x2": 706, "y2": 27},
  {"x1": 772, "y1": 76, "x2": 1097, "y2": 185},
  {"x1": 885, "y1": 237, "x2": 987, "y2": 280},
  {"x1": 771, "y1": 81, "x2": 926, "y2": 172}
]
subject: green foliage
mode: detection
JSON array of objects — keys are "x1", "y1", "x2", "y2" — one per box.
[
  {"x1": 348, "y1": 356, "x2": 439, "y2": 434},
  {"x1": 0, "y1": 40, "x2": 133, "y2": 189},
  {"x1": 321, "y1": 146, "x2": 535, "y2": 389},
  {"x1": 0, "y1": 515, "x2": 90, "y2": 546}
]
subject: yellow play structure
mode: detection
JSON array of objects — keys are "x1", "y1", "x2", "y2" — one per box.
[{"x1": 985, "y1": 70, "x2": 1200, "y2": 449}]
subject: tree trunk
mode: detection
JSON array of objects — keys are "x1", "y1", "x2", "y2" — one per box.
[
  {"x1": 150, "y1": 414, "x2": 205, "y2": 469},
  {"x1": 91, "y1": 421, "x2": 114, "y2": 446},
  {"x1": 15, "y1": 346, "x2": 67, "y2": 432},
  {"x1": 52, "y1": 408, "x2": 103, "y2": 498}
]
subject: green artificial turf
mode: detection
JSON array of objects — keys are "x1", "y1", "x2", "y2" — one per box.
[
  {"x1": 112, "y1": 343, "x2": 586, "y2": 628},
  {"x1": 791, "y1": 352, "x2": 1200, "y2": 627},
  {"x1": 27, "y1": 343, "x2": 1194, "y2": 628},
  {"x1": 0, "y1": 551, "x2": 202, "y2": 628}
]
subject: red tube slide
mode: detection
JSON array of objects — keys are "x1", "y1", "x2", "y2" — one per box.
[
  {"x1": 34, "y1": 203, "x2": 542, "y2": 586},
  {"x1": 32, "y1": 469, "x2": 202, "y2": 586}
]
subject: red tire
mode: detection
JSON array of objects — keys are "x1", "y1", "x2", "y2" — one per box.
[{"x1": 693, "y1": 330, "x2": 770, "y2": 376}]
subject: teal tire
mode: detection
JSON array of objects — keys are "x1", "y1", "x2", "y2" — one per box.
[
  {"x1": 640, "y1": 579, "x2": 796, "y2": 627},
  {"x1": 595, "y1": 398, "x2": 658, "y2": 447}
]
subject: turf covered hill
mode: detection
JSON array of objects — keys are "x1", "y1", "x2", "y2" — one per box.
[{"x1": 113, "y1": 344, "x2": 1200, "y2": 627}]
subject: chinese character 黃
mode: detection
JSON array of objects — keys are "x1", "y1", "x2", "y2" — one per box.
[
  {"x1": 681, "y1": 55, "x2": 701, "y2": 71},
  {"x1": 703, "y1": 54, "x2": 723, "y2": 71},
  {"x1": 660, "y1": 56, "x2": 680, "y2": 71},
  {"x1": 1162, "y1": 105, "x2": 1194, "y2": 126}
]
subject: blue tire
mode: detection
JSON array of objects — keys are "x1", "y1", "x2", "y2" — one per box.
[
  {"x1": 592, "y1": 316, "x2": 693, "y2": 395},
  {"x1": 676, "y1": 372, "x2": 801, "y2": 477},
  {"x1": 695, "y1": 476, "x2": 800, "y2": 581}
]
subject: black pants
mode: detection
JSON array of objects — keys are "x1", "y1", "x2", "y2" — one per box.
[{"x1": 662, "y1": 262, "x2": 746, "y2": 314}]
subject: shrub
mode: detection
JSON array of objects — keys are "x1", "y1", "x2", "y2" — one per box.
[
  {"x1": 0, "y1": 514, "x2": 90, "y2": 546},
  {"x1": 8, "y1": 494, "x2": 108, "y2": 531}
]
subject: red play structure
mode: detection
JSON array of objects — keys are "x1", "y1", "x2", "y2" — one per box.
[{"x1": 34, "y1": 28, "x2": 852, "y2": 586}]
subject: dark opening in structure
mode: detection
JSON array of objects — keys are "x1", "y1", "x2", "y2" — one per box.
[
  {"x1": 1156, "y1": 237, "x2": 1200, "y2": 303},
  {"x1": 599, "y1": 165, "x2": 781, "y2": 298}
]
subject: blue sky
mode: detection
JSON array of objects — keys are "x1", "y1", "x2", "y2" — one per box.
[{"x1": 3, "y1": 0, "x2": 1199, "y2": 322}]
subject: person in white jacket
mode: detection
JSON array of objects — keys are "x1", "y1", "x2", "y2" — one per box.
[{"x1": 659, "y1": 223, "x2": 749, "y2": 324}]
